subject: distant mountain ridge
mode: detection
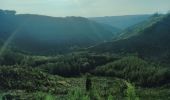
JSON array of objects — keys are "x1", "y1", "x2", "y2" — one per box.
[{"x1": 89, "y1": 14, "x2": 151, "y2": 29}]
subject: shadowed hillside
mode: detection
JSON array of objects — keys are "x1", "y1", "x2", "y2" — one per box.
[{"x1": 0, "y1": 10, "x2": 120, "y2": 55}]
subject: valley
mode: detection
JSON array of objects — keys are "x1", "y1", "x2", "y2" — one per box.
[{"x1": 0, "y1": 9, "x2": 170, "y2": 100}]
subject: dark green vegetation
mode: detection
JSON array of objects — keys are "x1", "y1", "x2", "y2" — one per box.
[
  {"x1": 0, "y1": 9, "x2": 170, "y2": 99},
  {"x1": 0, "y1": 66, "x2": 66, "y2": 93},
  {"x1": 93, "y1": 56, "x2": 170, "y2": 87}
]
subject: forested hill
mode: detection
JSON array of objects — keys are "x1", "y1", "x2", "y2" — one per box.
[
  {"x1": 90, "y1": 13, "x2": 170, "y2": 63},
  {"x1": 0, "y1": 10, "x2": 120, "y2": 55},
  {"x1": 117, "y1": 14, "x2": 165, "y2": 39}
]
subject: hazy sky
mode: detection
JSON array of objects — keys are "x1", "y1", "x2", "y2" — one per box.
[{"x1": 0, "y1": 0, "x2": 170, "y2": 17}]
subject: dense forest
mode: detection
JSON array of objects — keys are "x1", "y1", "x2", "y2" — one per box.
[{"x1": 0, "y1": 9, "x2": 170, "y2": 100}]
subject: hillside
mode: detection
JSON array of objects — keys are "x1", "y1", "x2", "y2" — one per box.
[
  {"x1": 90, "y1": 14, "x2": 170, "y2": 63},
  {"x1": 0, "y1": 10, "x2": 120, "y2": 55},
  {"x1": 89, "y1": 14, "x2": 151, "y2": 29},
  {"x1": 118, "y1": 14, "x2": 164, "y2": 39}
]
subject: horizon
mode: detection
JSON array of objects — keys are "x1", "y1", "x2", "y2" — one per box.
[
  {"x1": 0, "y1": 9, "x2": 165, "y2": 18},
  {"x1": 0, "y1": 0, "x2": 170, "y2": 17}
]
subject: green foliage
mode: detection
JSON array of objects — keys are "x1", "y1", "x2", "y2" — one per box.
[
  {"x1": 68, "y1": 88, "x2": 90, "y2": 100},
  {"x1": 37, "y1": 53, "x2": 116, "y2": 77},
  {"x1": 88, "y1": 77, "x2": 127, "y2": 100},
  {"x1": 0, "y1": 51, "x2": 116, "y2": 77},
  {"x1": 89, "y1": 88, "x2": 101, "y2": 100},
  {"x1": 33, "y1": 92, "x2": 56, "y2": 100},
  {"x1": 136, "y1": 86, "x2": 170, "y2": 100},
  {"x1": 0, "y1": 66, "x2": 67, "y2": 94},
  {"x1": 66, "y1": 77, "x2": 127, "y2": 100},
  {"x1": 94, "y1": 56, "x2": 170, "y2": 87},
  {"x1": 108, "y1": 94, "x2": 115, "y2": 100},
  {"x1": 125, "y1": 81, "x2": 139, "y2": 100}
]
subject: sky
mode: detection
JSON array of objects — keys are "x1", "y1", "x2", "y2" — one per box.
[{"x1": 0, "y1": 0, "x2": 170, "y2": 17}]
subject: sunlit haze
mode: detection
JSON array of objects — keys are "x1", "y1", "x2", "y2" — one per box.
[{"x1": 0, "y1": 0, "x2": 170, "y2": 17}]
